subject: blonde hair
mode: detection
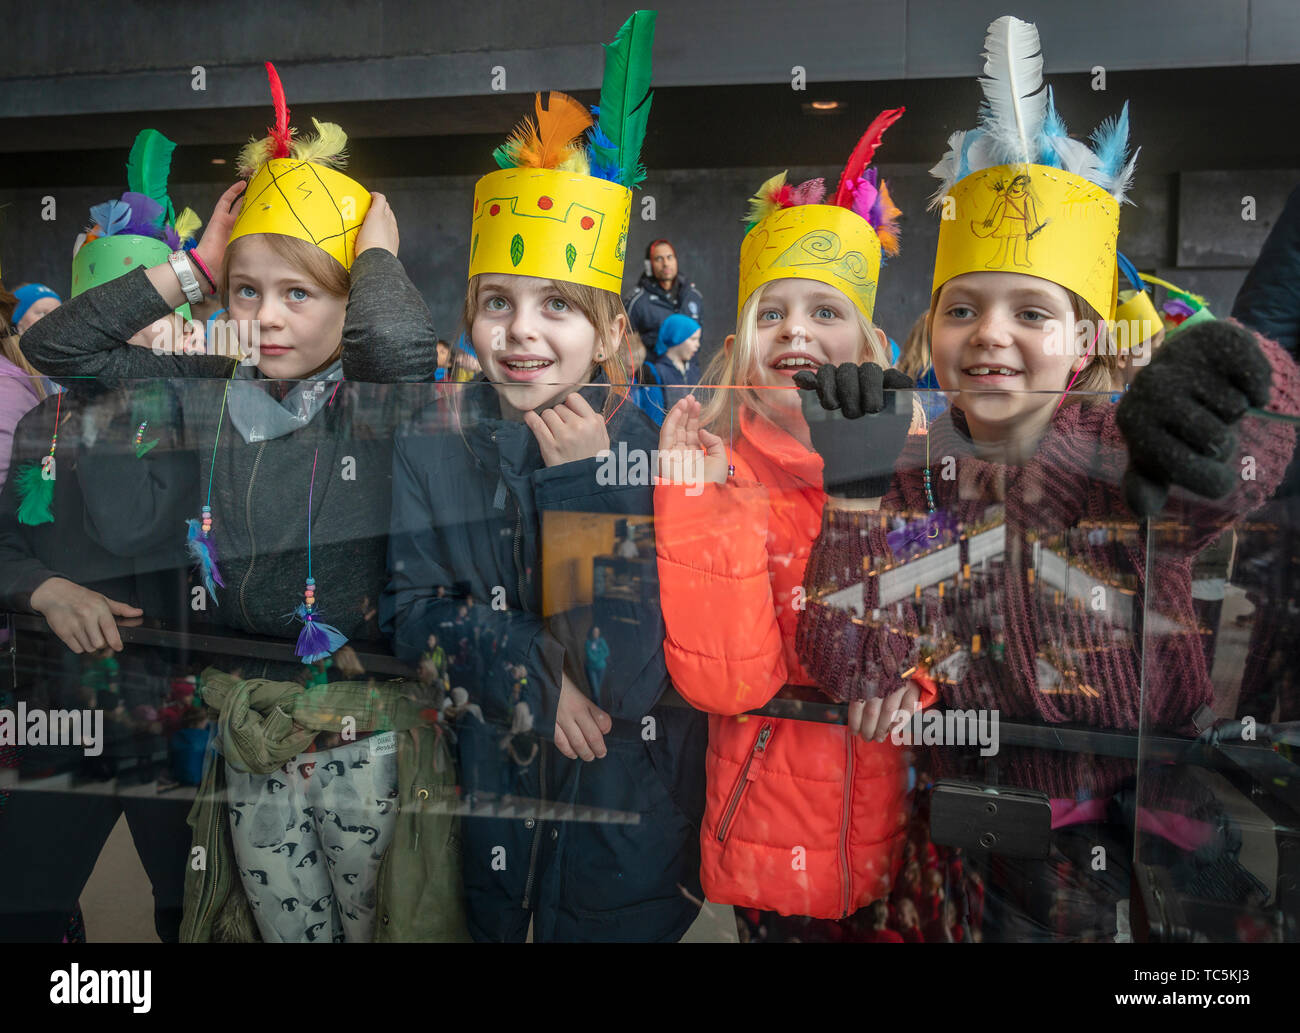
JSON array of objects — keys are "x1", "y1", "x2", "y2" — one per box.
[
  {"x1": 698, "y1": 285, "x2": 889, "y2": 432},
  {"x1": 462, "y1": 275, "x2": 631, "y2": 417},
  {"x1": 897, "y1": 312, "x2": 931, "y2": 381}
]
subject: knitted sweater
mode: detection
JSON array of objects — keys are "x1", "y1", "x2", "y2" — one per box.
[{"x1": 798, "y1": 330, "x2": 1300, "y2": 802}]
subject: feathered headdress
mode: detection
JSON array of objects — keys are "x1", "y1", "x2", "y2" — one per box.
[
  {"x1": 74, "y1": 129, "x2": 202, "y2": 258},
  {"x1": 928, "y1": 15, "x2": 1137, "y2": 209},
  {"x1": 490, "y1": 10, "x2": 655, "y2": 189},
  {"x1": 742, "y1": 107, "x2": 904, "y2": 257},
  {"x1": 468, "y1": 10, "x2": 656, "y2": 296},
  {"x1": 227, "y1": 62, "x2": 370, "y2": 270},
  {"x1": 237, "y1": 62, "x2": 350, "y2": 180}
]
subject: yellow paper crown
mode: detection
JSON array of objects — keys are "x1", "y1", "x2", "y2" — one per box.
[
  {"x1": 227, "y1": 62, "x2": 371, "y2": 270},
  {"x1": 229, "y1": 158, "x2": 371, "y2": 270},
  {"x1": 738, "y1": 203, "x2": 883, "y2": 323},
  {"x1": 933, "y1": 164, "x2": 1120, "y2": 320},
  {"x1": 468, "y1": 167, "x2": 631, "y2": 293}
]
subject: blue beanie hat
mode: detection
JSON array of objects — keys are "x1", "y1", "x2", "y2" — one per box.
[
  {"x1": 12, "y1": 284, "x2": 61, "y2": 328},
  {"x1": 657, "y1": 314, "x2": 701, "y2": 355}
]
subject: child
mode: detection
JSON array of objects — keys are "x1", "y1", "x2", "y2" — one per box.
[
  {"x1": 795, "y1": 15, "x2": 1299, "y2": 941},
  {"x1": 20, "y1": 68, "x2": 464, "y2": 943},
  {"x1": 654, "y1": 106, "x2": 934, "y2": 929},
  {"x1": 383, "y1": 11, "x2": 708, "y2": 943}
]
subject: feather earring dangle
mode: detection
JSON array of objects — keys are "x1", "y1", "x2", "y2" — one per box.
[
  {"x1": 184, "y1": 376, "x2": 234, "y2": 603},
  {"x1": 15, "y1": 392, "x2": 61, "y2": 526},
  {"x1": 292, "y1": 448, "x2": 347, "y2": 664}
]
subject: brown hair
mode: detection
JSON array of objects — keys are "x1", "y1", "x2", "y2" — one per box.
[
  {"x1": 897, "y1": 312, "x2": 932, "y2": 381},
  {"x1": 462, "y1": 275, "x2": 631, "y2": 417}
]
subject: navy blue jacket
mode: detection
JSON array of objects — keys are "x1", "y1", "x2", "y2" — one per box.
[
  {"x1": 1233, "y1": 183, "x2": 1300, "y2": 360},
  {"x1": 382, "y1": 379, "x2": 706, "y2": 942},
  {"x1": 624, "y1": 274, "x2": 703, "y2": 354}
]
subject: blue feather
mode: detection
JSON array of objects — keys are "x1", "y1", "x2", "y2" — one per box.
[
  {"x1": 1116, "y1": 251, "x2": 1146, "y2": 294},
  {"x1": 1036, "y1": 86, "x2": 1070, "y2": 167},
  {"x1": 185, "y1": 518, "x2": 225, "y2": 603},
  {"x1": 585, "y1": 106, "x2": 622, "y2": 183},
  {"x1": 957, "y1": 130, "x2": 983, "y2": 181},
  {"x1": 1090, "y1": 101, "x2": 1130, "y2": 182},
  {"x1": 89, "y1": 200, "x2": 132, "y2": 237}
]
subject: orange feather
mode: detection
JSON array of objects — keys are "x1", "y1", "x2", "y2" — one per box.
[{"x1": 501, "y1": 91, "x2": 593, "y2": 170}]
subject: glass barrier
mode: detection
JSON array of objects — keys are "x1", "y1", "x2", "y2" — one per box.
[
  {"x1": 0, "y1": 376, "x2": 1293, "y2": 944},
  {"x1": 1136, "y1": 406, "x2": 1300, "y2": 943}
]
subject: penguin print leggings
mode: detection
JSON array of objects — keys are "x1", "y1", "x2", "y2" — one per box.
[{"x1": 226, "y1": 734, "x2": 399, "y2": 943}]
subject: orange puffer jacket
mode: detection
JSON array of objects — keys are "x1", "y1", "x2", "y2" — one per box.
[{"x1": 655, "y1": 407, "x2": 936, "y2": 919}]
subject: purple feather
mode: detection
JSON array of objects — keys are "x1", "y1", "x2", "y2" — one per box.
[
  {"x1": 1163, "y1": 299, "x2": 1195, "y2": 319},
  {"x1": 849, "y1": 176, "x2": 879, "y2": 224},
  {"x1": 886, "y1": 511, "x2": 957, "y2": 560},
  {"x1": 185, "y1": 518, "x2": 225, "y2": 603},
  {"x1": 293, "y1": 604, "x2": 348, "y2": 664}
]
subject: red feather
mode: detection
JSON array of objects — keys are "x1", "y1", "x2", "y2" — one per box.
[
  {"x1": 265, "y1": 61, "x2": 293, "y2": 159},
  {"x1": 832, "y1": 107, "x2": 905, "y2": 208}
]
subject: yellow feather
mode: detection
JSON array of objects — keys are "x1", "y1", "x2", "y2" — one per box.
[
  {"x1": 173, "y1": 207, "x2": 202, "y2": 243},
  {"x1": 292, "y1": 118, "x2": 349, "y2": 168},
  {"x1": 556, "y1": 145, "x2": 590, "y2": 176},
  {"x1": 744, "y1": 171, "x2": 788, "y2": 226},
  {"x1": 237, "y1": 136, "x2": 273, "y2": 178}
]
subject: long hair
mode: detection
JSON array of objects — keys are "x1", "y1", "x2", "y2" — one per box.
[
  {"x1": 0, "y1": 283, "x2": 48, "y2": 400},
  {"x1": 698, "y1": 286, "x2": 889, "y2": 433}
]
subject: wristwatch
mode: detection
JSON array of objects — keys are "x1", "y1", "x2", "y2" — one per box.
[{"x1": 168, "y1": 251, "x2": 204, "y2": 306}]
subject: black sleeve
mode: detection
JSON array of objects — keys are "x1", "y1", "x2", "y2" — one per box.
[
  {"x1": 1232, "y1": 183, "x2": 1300, "y2": 359},
  {"x1": 0, "y1": 419, "x2": 61, "y2": 612},
  {"x1": 341, "y1": 248, "x2": 438, "y2": 383},
  {"x1": 19, "y1": 265, "x2": 236, "y2": 382}
]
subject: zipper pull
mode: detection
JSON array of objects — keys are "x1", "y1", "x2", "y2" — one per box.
[{"x1": 747, "y1": 725, "x2": 772, "y2": 779}]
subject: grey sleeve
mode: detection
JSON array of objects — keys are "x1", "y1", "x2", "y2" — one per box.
[
  {"x1": 19, "y1": 265, "x2": 235, "y2": 383},
  {"x1": 341, "y1": 248, "x2": 438, "y2": 383}
]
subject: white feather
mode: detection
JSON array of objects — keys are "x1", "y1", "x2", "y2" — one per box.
[
  {"x1": 928, "y1": 130, "x2": 967, "y2": 209},
  {"x1": 1048, "y1": 136, "x2": 1101, "y2": 183},
  {"x1": 977, "y1": 15, "x2": 1047, "y2": 166},
  {"x1": 1109, "y1": 148, "x2": 1140, "y2": 205}
]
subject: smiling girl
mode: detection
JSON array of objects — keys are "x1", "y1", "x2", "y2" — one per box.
[
  {"x1": 654, "y1": 109, "x2": 933, "y2": 932},
  {"x1": 796, "y1": 15, "x2": 1300, "y2": 942},
  {"x1": 384, "y1": 11, "x2": 707, "y2": 943}
]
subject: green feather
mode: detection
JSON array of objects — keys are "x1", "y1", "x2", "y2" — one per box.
[
  {"x1": 126, "y1": 129, "x2": 178, "y2": 227},
  {"x1": 597, "y1": 10, "x2": 656, "y2": 188},
  {"x1": 15, "y1": 461, "x2": 55, "y2": 526}
]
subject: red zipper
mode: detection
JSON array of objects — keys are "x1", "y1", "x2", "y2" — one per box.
[
  {"x1": 840, "y1": 729, "x2": 854, "y2": 917},
  {"x1": 716, "y1": 723, "x2": 773, "y2": 843}
]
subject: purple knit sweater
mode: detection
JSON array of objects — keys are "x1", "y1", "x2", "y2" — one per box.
[{"x1": 797, "y1": 331, "x2": 1300, "y2": 801}]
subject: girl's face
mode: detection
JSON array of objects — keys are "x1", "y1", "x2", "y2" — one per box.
[
  {"x1": 931, "y1": 272, "x2": 1086, "y2": 441},
  {"x1": 226, "y1": 236, "x2": 347, "y2": 380},
  {"x1": 472, "y1": 274, "x2": 616, "y2": 415},
  {"x1": 752, "y1": 278, "x2": 883, "y2": 410}
]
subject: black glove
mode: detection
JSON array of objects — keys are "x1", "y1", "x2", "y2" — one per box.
[
  {"x1": 794, "y1": 363, "x2": 914, "y2": 497},
  {"x1": 1116, "y1": 320, "x2": 1272, "y2": 517}
]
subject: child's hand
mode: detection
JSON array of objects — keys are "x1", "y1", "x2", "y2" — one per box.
[
  {"x1": 553, "y1": 672, "x2": 611, "y2": 761},
  {"x1": 194, "y1": 181, "x2": 247, "y2": 288},
  {"x1": 657, "y1": 396, "x2": 728, "y2": 487},
  {"x1": 524, "y1": 392, "x2": 610, "y2": 466},
  {"x1": 847, "y1": 683, "x2": 921, "y2": 744},
  {"x1": 355, "y1": 192, "x2": 400, "y2": 258},
  {"x1": 1117, "y1": 320, "x2": 1272, "y2": 516},
  {"x1": 29, "y1": 577, "x2": 143, "y2": 654}
]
